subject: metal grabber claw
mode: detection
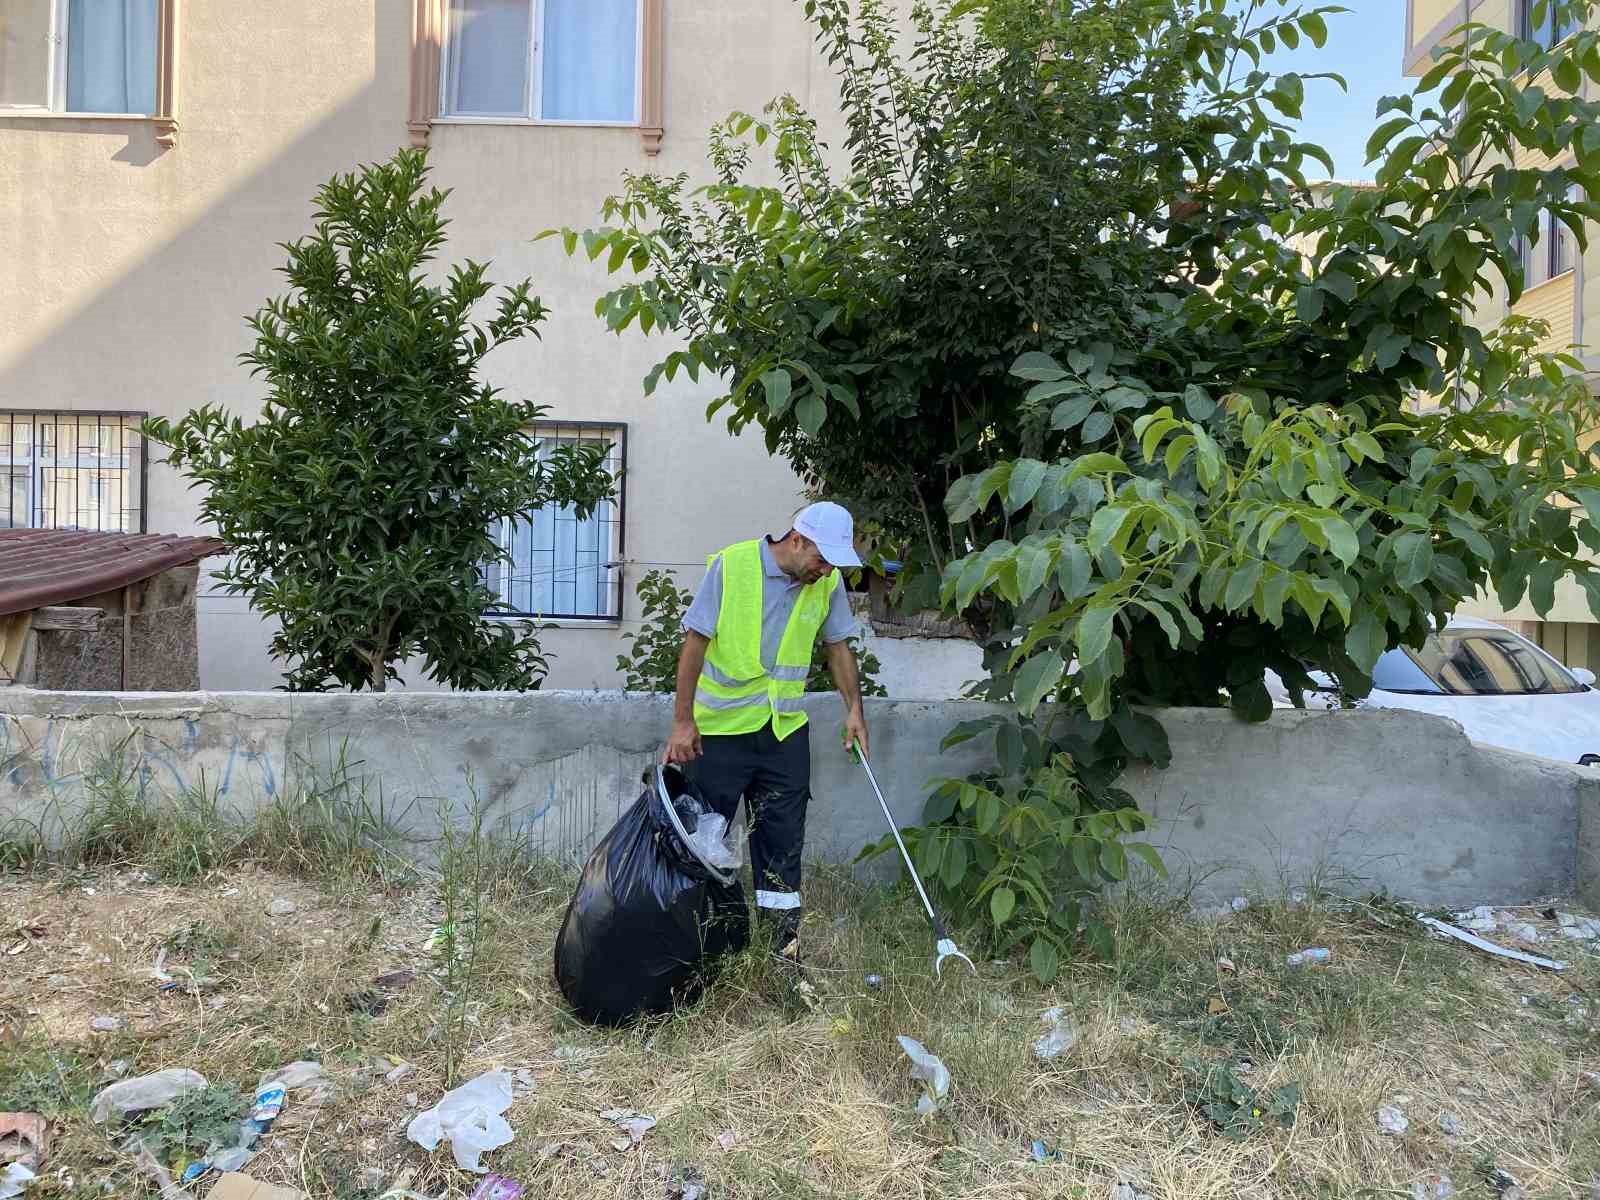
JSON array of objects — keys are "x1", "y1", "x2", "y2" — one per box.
[{"x1": 853, "y1": 745, "x2": 977, "y2": 980}]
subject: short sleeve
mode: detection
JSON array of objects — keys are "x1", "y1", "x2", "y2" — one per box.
[
  {"x1": 681, "y1": 557, "x2": 722, "y2": 639},
  {"x1": 819, "y1": 577, "x2": 857, "y2": 644}
]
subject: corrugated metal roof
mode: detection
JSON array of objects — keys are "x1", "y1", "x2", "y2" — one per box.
[{"x1": 0, "y1": 530, "x2": 227, "y2": 617}]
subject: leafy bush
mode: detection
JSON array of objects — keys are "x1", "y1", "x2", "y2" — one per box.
[
  {"x1": 562, "y1": 0, "x2": 1600, "y2": 964},
  {"x1": 146, "y1": 148, "x2": 616, "y2": 692}
]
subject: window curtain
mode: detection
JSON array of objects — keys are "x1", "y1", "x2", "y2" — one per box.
[
  {"x1": 66, "y1": 0, "x2": 158, "y2": 114},
  {"x1": 542, "y1": 0, "x2": 637, "y2": 122},
  {"x1": 445, "y1": 0, "x2": 529, "y2": 115}
]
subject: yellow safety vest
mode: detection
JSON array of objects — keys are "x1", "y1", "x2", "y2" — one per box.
[{"x1": 694, "y1": 539, "x2": 839, "y2": 741}]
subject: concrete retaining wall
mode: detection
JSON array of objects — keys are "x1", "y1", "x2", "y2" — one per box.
[{"x1": 1, "y1": 690, "x2": 1594, "y2": 906}]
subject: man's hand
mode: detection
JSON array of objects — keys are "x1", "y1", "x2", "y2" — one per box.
[
  {"x1": 665, "y1": 718, "x2": 703, "y2": 764},
  {"x1": 843, "y1": 707, "x2": 869, "y2": 761}
]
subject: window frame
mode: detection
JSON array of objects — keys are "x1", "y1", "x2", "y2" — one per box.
[
  {"x1": 483, "y1": 420, "x2": 627, "y2": 624},
  {"x1": 437, "y1": 0, "x2": 645, "y2": 128},
  {"x1": 0, "y1": 0, "x2": 180, "y2": 144},
  {"x1": 0, "y1": 409, "x2": 148, "y2": 534},
  {"x1": 1519, "y1": 183, "x2": 1582, "y2": 288},
  {"x1": 1519, "y1": 0, "x2": 1577, "y2": 48}
]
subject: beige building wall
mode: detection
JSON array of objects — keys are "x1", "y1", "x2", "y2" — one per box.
[
  {"x1": 0, "y1": 0, "x2": 853, "y2": 692},
  {"x1": 1403, "y1": 0, "x2": 1600, "y2": 669}
]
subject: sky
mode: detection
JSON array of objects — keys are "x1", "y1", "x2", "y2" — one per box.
[{"x1": 1257, "y1": 0, "x2": 1414, "y2": 181}]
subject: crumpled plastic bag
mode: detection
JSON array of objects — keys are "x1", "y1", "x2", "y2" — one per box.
[
  {"x1": 406, "y1": 1069, "x2": 515, "y2": 1173},
  {"x1": 896, "y1": 1035, "x2": 950, "y2": 1116},
  {"x1": 90, "y1": 1068, "x2": 209, "y2": 1124},
  {"x1": 0, "y1": 1163, "x2": 35, "y2": 1200},
  {"x1": 682, "y1": 811, "x2": 743, "y2": 870}
]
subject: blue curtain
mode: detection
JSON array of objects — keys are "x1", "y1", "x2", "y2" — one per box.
[
  {"x1": 67, "y1": 0, "x2": 157, "y2": 114},
  {"x1": 542, "y1": 0, "x2": 637, "y2": 122}
]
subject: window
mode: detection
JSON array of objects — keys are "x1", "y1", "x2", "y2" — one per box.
[
  {"x1": 441, "y1": 0, "x2": 641, "y2": 124},
  {"x1": 0, "y1": 0, "x2": 160, "y2": 114},
  {"x1": 1406, "y1": 628, "x2": 1583, "y2": 695},
  {"x1": 1520, "y1": 0, "x2": 1577, "y2": 48},
  {"x1": 1519, "y1": 185, "x2": 1581, "y2": 287},
  {"x1": 0, "y1": 411, "x2": 145, "y2": 532},
  {"x1": 484, "y1": 423, "x2": 625, "y2": 620}
]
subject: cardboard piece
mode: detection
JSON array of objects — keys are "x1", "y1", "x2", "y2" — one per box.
[{"x1": 207, "y1": 1173, "x2": 307, "y2": 1200}]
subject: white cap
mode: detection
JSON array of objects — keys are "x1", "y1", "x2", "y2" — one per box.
[{"x1": 793, "y1": 501, "x2": 861, "y2": 568}]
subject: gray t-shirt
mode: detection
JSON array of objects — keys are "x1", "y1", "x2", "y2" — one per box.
[{"x1": 683, "y1": 537, "x2": 856, "y2": 669}]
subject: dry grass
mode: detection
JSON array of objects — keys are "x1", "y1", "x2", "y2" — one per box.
[{"x1": 2, "y1": 860, "x2": 1597, "y2": 1200}]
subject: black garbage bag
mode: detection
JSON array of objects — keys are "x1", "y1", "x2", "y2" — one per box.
[{"x1": 554, "y1": 765, "x2": 749, "y2": 1025}]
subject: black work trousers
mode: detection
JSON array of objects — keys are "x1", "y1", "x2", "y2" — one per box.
[{"x1": 692, "y1": 722, "x2": 810, "y2": 931}]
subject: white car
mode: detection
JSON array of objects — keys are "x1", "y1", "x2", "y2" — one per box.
[{"x1": 1267, "y1": 617, "x2": 1600, "y2": 765}]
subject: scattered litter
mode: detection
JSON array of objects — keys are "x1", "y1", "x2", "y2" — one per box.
[
  {"x1": 0, "y1": 1113, "x2": 49, "y2": 1175},
  {"x1": 386, "y1": 1063, "x2": 414, "y2": 1084},
  {"x1": 1438, "y1": 1112, "x2": 1463, "y2": 1137},
  {"x1": 1557, "y1": 913, "x2": 1600, "y2": 941},
  {"x1": 715, "y1": 1129, "x2": 738, "y2": 1152},
  {"x1": 207, "y1": 1172, "x2": 307, "y2": 1199},
  {"x1": 1230, "y1": 897, "x2": 1249, "y2": 912},
  {"x1": 404, "y1": 1092, "x2": 419, "y2": 1108},
  {"x1": 131, "y1": 1144, "x2": 188, "y2": 1200},
  {"x1": 599, "y1": 1109, "x2": 656, "y2": 1150},
  {"x1": 668, "y1": 1169, "x2": 706, "y2": 1200},
  {"x1": 260, "y1": 1061, "x2": 325, "y2": 1092},
  {"x1": 1206, "y1": 997, "x2": 1229, "y2": 1015},
  {"x1": 1235, "y1": 1056, "x2": 1255, "y2": 1076},
  {"x1": 374, "y1": 968, "x2": 417, "y2": 991},
  {"x1": 219, "y1": 887, "x2": 240, "y2": 898},
  {"x1": 1506, "y1": 923, "x2": 1542, "y2": 944},
  {"x1": 1288, "y1": 887, "x2": 1309, "y2": 905},
  {"x1": 265, "y1": 898, "x2": 297, "y2": 917},
  {"x1": 896, "y1": 1036, "x2": 951, "y2": 1117},
  {"x1": 1488, "y1": 1168, "x2": 1522, "y2": 1196},
  {"x1": 1412, "y1": 1174, "x2": 1456, "y2": 1200},
  {"x1": 467, "y1": 1175, "x2": 524, "y2": 1199},
  {"x1": 864, "y1": 974, "x2": 883, "y2": 989},
  {"x1": 1419, "y1": 917, "x2": 1569, "y2": 971},
  {"x1": 44, "y1": 975, "x2": 72, "y2": 990},
  {"x1": 103, "y1": 1060, "x2": 130, "y2": 1081},
  {"x1": 1118, "y1": 1017, "x2": 1139, "y2": 1036},
  {"x1": 88, "y1": 1015, "x2": 124, "y2": 1033},
  {"x1": 1377, "y1": 1105, "x2": 1409, "y2": 1135},
  {"x1": 1029, "y1": 1139, "x2": 1062, "y2": 1163},
  {"x1": 1287, "y1": 948, "x2": 1331, "y2": 967},
  {"x1": 1457, "y1": 906, "x2": 1499, "y2": 933},
  {"x1": 1109, "y1": 1179, "x2": 1154, "y2": 1200},
  {"x1": 510, "y1": 1068, "x2": 535, "y2": 1097},
  {"x1": 1216, "y1": 957, "x2": 1236, "y2": 973},
  {"x1": 179, "y1": 1078, "x2": 289, "y2": 1183},
  {"x1": 356, "y1": 1167, "x2": 386, "y2": 1191},
  {"x1": 0, "y1": 1165, "x2": 33, "y2": 1200},
  {"x1": 1032, "y1": 1007, "x2": 1079, "y2": 1060},
  {"x1": 151, "y1": 948, "x2": 173, "y2": 983},
  {"x1": 89, "y1": 1068, "x2": 208, "y2": 1123},
  {"x1": 406, "y1": 1069, "x2": 515, "y2": 1173}
]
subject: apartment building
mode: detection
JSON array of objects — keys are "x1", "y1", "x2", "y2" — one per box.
[
  {"x1": 0, "y1": 0, "x2": 839, "y2": 690},
  {"x1": 1405, "y1": 0, "x2": 1600, "y2": 668}
]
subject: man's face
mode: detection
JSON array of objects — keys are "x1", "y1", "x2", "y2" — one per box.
[{"x1": 792, "y1": 534, "x2": 833, "y2": 584}]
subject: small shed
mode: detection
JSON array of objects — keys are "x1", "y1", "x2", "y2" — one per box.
[{"x1": 0, "y1": 530, "x2": 227, "y2": 690}]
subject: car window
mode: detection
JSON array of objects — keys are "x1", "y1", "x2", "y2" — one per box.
[
  {"x1": 1370, "y1": 648, "x2": 1441, "y2": 693},
  {"x1": 1406, "y1": 630, "x2": 1583, "y2": 695}
]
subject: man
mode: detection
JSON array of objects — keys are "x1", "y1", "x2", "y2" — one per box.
[{"x1": 664, "y1": 501, "x2": 870, "y2": 965}]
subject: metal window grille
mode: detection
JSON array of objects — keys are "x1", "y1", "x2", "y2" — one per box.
[
  {"x1": 0, "y1": 411, "x2": 146, "y2": 533},
  {"x1": 485, "y1": 421, "x2": 626, "y2": 620}
]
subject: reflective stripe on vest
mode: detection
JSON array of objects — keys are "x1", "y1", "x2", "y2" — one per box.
[{"x1": 694, "y1": 539, "x2": 839, "y2": 741}]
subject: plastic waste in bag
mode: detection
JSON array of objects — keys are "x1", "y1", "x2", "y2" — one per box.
[
  {"x1": 406, "y1": 1069, "x2": 515, "y2": 1173},
  {"x1": 554, "y1": 766, "x2": 749, "y2": 1026},
  {"x1": 682, "y1": 811, "x2": 743, "y2": 870},
  {"x1": 0, "y1": 1164, "x2": 35, "y2": 1200}
]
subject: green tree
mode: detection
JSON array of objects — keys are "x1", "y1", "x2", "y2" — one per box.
[
  {"x1": 147, "y1": 148, "x2": 615, "y2": 692},
  {"x1": 562, "y1": 0, "x2": 1600, "y2": 972}
]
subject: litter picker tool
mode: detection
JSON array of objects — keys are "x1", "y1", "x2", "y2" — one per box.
[{"x1": 854, "y1": 748, "x2": 976, "y2": 979}]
